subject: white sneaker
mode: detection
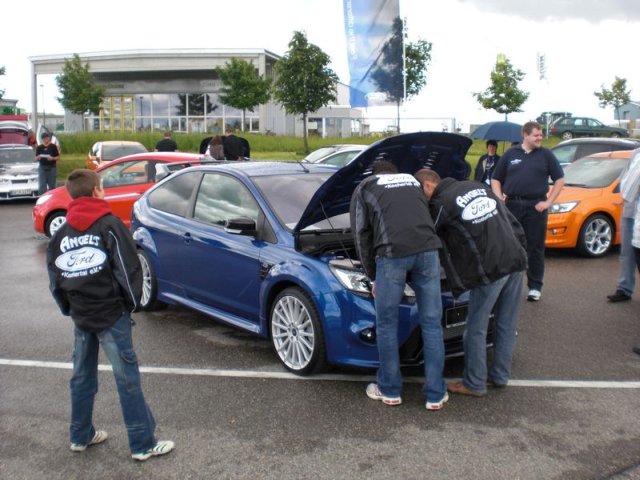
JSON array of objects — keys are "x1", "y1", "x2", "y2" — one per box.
[
  {"x1": 131, "y1": 440, "x2": 175, "y2": 461},
  {"x1": 365, "y1": 382, "x2": 402, "y2": 406},
  {"x1": 70, "y1": 430, "x2": 108, "y2": 452},
  {"x1": 527, "y1": 289, "x2": 541, "y2": 301}
]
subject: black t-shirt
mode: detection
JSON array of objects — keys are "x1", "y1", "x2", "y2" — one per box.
[
  {"x1": 155, "y1": 138, "x2": 178, "y2": 152},
  {"x1": 35, "y1": 143, "x2": 60, "y2": 168},
  {"x1": 492, "y1": 146, "x2": 563, "y2": 198}
]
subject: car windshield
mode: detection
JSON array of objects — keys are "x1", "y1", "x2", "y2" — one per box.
[
  {"x1": 252, "y1": 172, "x2": 349, "y2": 231},
  {"x1": 0, "y1": 147, "x2": 35, "y2": 164},
  {"x1": 562, "y1": 157, "x2": 628, "y2": 188},
  {"x1": 102, "y1": 144, "x2": 146, "y2": 160},
  {"x1": 0, "y1": 129, "x2": 28, "y2": 145},
  {"x1": 305, "y1": 147, "x2": 340, "y2": 163}
]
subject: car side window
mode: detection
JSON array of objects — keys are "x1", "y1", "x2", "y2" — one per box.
[
  {"x1": 552, "y1": 145, "x2": 577, "y2": 164},
  {"x1": 193, "y1": 173, "x2": 260, "y2": 227},
  {"x1": 148, "y1": 171, "x2": 201, "y2": 217},
  {"x1": 99, "y1": 160, "x2": 153, "y2": 188},
  {"x1": 577, "y1": 144, "x2": 610, "y2": 158}
]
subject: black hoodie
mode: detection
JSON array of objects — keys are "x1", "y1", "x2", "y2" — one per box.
[{"x1": 47, "y1": 196, "x2": 142, "y2": 332}]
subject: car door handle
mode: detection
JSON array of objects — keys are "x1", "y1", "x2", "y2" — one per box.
[{"x1": 182, "y1": 232, "x2": 192, "y2": 245}]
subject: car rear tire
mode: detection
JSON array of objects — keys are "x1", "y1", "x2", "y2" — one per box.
[
  {"x1": 561, "y1": 131, "x2": 574, "y2": 140},
  {"x1": 576, "y1": 214, "x2": 613, "y2": 257},
  {"x1": 270, "y1": 287, "x2": 326, "y2": 375},
  {"x1": 137, "y1": 250, "x2": 167, "y2": 311},
  {"x1": 45, "y1": 211, "x2": 67, "y2": 237},
  {"x1": 611, "y1": 133, "x2": 621, "y2": 138}
]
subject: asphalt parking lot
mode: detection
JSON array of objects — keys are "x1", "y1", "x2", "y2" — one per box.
[{"x1": 1, "y1": 199, "x2": 640, "y2": 480}]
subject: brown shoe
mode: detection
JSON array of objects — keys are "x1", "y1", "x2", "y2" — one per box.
[{"x1": 447, "y1": 381, "x2": 486, "y2": 397}]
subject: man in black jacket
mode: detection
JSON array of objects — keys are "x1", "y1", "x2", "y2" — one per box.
[
  {"x1": 415, "y1": 168, "x2": 527, "y2": 397},
  {"x1": 351, "y1": 160, "x2": 448, "y2": 410},
  {"x1": 474, "y1": 139, "x2": 500, "y2": 185},
  {"x1": 47, "y1": 169, "x2": 174, "y2": 461}
]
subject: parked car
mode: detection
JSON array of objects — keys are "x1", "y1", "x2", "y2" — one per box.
[
  {"x1": 304, "y1": 144, "x2": 368, "y2": 166},
  {"x1": 550, "y1": 137, "x2": 640, "y2": 165},
  {"x1": 546, "y1": 150, "x2": 632, "y2": 257},
  {"x1": 33, "y1": 152, "x2": 206, "y2": 237},
  {"x1": 0, "y1": 144, "x2": 38, "y2": 200},
  {"x1": 86, "y1": 140, "x2": 148, "y2": 170},
  {"x1": 549, "y1": 117, "x2": 627, "y2": 140},
  {"x1": 131, "y1": 132, "x2": 479, "y2": 375},
  {"x1": 536, "y1": 111, "x2": 572, "y2": 128}
]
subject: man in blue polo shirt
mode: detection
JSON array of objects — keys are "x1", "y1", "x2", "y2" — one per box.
[{"x1": 491, "y1": 121, "x2": 564, "y2": 302}]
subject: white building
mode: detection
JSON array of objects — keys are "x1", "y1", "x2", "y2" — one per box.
[{"x1": 28, "y1": 49, "x2": 364, "y2": 137}]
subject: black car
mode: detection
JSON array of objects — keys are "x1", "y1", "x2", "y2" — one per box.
[{"x1": 550, "y1": 137, "x2": 640, "y2": 165}]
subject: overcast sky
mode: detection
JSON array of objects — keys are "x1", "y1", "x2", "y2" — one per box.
[{"x1": 2, "y1": 0, "x2": 639, "y2": 131}]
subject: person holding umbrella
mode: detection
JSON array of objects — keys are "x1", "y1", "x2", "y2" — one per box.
[
  {"x1": 491, "y1": 121, "x2": 565, "y2": 302},
  {"x1": 474, "y1": 139, "x2": 500, "y2": 185}
]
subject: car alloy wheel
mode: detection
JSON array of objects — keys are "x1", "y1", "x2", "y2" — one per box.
[
  {"x1": 562, "y1": 131, "x2": 574, "y2": 140},
  {"x1": 45, "y1": 211, "x2": 66, "y2": 237},
  {"x1": 577, "y1": 214, "x2": 613, "y2": 257},
  {"x1": 270, "y1": 287, "x2": 325, "y2": 375},
  {"x1": 137, "y1": 250, "x2": 166, "y2": 311}
]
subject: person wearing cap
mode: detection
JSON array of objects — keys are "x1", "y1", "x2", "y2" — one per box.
[
  {"x1": 474, "y1": 139, "x2": 500, "y2": 185},
  {"x1": 35, "y1": 132, "x2": 60, "y2": 194}
]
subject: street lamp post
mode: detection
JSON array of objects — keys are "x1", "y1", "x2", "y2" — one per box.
[
  {"x1": 139, "y1": 96, "x2": 143, "y2": 131},
  {"x1": 40, "y1": 84, "x2": 46, "y2": 128}
]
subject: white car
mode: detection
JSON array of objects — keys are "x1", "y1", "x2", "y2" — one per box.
[{"x1": 0, "y1": 144, "x2": 39, "y2": 200}]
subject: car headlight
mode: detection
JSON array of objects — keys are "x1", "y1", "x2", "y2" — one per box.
[
  {"x1": 330, "y1": 264, "x2": 371, "y2": 294},
  {"x1": 36, "y1": 193, "x2": 53, "y2": 205},
  {"x1": 329, "y1": 263, "x2": 415, "y2": 297},
  {"x1": 549, "y1": 201, "x2": 579, "y2": 214},
  {"x1": 0, "y1": 178, "x2": 10, "y2": 185}
]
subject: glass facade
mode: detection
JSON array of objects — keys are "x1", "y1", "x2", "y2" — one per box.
[{"x1": 90, "y1": 93, "x2": 260, "y2": 134}]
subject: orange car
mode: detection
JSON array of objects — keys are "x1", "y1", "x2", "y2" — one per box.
[
  {"x1": 546, "y1": 150, "x2": 632, "y2": 257},
  {"x1": 86, "y1": 140, "x2": 148, "y2": 169}
]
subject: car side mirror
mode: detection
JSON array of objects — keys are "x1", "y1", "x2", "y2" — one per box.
[{"x1": 225, "y1": 217, "x2": 257, "y2": 236}]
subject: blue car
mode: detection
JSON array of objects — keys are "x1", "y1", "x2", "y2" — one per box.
[{"x1": 131, "y1": 132, "x2": 474, "y2": 374}]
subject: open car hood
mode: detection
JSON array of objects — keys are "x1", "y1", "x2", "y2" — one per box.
[{"x1": 294, "y1": 132, "x2": 472, "y2": 233}]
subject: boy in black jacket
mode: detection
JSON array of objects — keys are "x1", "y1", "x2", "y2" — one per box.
[
  {"x1": 47, "y1": 169, "x2": 174, "y2": 461},
  {"x1": 415, "y1": 168, "x2": 527, "y2": 397}
]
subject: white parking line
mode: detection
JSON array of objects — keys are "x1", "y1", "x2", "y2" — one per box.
[{"x1": 2, "y1": 358, "x2": 640, "y2": 388}]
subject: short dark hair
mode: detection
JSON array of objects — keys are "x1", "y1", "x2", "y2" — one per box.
[
  {"x1": 372, "y1": 160, "x2": 398, "y2": 174},
  {"x1": 486, "y1": 139, "x2": 497, "y2": 147},
  {"x1": 41, "y1": 132, "x2": 51, "y2": 139},
  {"x1": 414, "y1": 168, "x2": 441, "y2": 186},
  {"x1": 522, "y1": 121, "x2": 542, "y2": 135},
  {"x1": 66, "y1": 169, "x2": 100, "y2": 199}
]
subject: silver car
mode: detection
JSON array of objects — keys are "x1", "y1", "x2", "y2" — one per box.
[{"x1": 0, "y1": 144, "x2": 38, "y2": 200}]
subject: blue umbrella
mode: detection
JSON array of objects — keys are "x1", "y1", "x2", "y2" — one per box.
[{"x1": 471, "y1": 121, "x2": 522, "y2": 143}]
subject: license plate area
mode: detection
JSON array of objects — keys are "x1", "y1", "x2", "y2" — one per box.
[
  {"x1": 445, "y1": 305, "x2": 467, "y2": 328},
  {"x1": 10, "y1": 189, "x2": 33, "y2": 196}
]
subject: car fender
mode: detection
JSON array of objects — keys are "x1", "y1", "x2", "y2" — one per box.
[{"x1": 132, "y1": 226, "x2": 159, "y2": 256}]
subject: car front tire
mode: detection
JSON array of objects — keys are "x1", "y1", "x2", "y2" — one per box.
[
  {"x1": 611, "y1": 132, "x2": 621, "y2": 138},
  {"x1": 45, "y1": 211, "x2": 66, "y2": 237},
  {"x1": 137, "y1": 250, "x2": 167, "y2": 311},
  {"x1": 561, "y1": 131, "x2": 574, "y2": 140},
  {"x1": 577, "y1": 214, "x2": 614, "y2": 257},
  {"x1": 270, "y1": 287, "x2": 326, "y2": 375}
]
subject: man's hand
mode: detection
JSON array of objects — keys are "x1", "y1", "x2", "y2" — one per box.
[
  {"x1": 371, "y1": 282, "x2": 376, "y2": 298},
  {"x1": 535, "y1": 200, "x2": 552, "y2": 212}
]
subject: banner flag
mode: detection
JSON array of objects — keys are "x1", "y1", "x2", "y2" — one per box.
[{"x1": 343, "y1": 0, "x2": 401, "y2": 108}]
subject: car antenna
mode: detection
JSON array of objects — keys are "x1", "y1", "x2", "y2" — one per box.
[{"x1": 296, "y1": 160, "x2": 310, "y2": 173}]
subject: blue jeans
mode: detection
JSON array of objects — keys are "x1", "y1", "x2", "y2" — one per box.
[
  {"x1": 374, "y1": 251, "x2": 446, "y2": 402},
  {"x1": 616, "y1": 216, "x2": 636, "y2": 296},
  {"x1": 463, "y1": 271, "x2": 524, "y2": 392},
  {"x1": 506, "y1": 199, "x2": 547, "y2": 291},
  {"x1": 38, "y1": 165, "x2": 57, "y2": 194},
  {"x1": 70, "y1": 312, "x2": 156, "y2": 454}
]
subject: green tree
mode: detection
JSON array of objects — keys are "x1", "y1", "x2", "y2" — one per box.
[
  {"x1": 217, "y1": 58, "x2": 271, "y2": 132},
  {"x1": 0, "y1": 65, "x2": 5, "y2": 99},
  {"x1": 56, "y1": 54, "x2": 105, "y2": 130},
  {"x1": 272, "y1": 31, "x2": 338, "y2": 154},
  {"x1": 594, "y1": 77, "x2": 631, "y2": 126},
  {"x1": 473, "y1": 56, "x2": 529, "y2": 120},
  {"x1": 371, "y1": 17, "x2": 432, "y2": 132}
]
